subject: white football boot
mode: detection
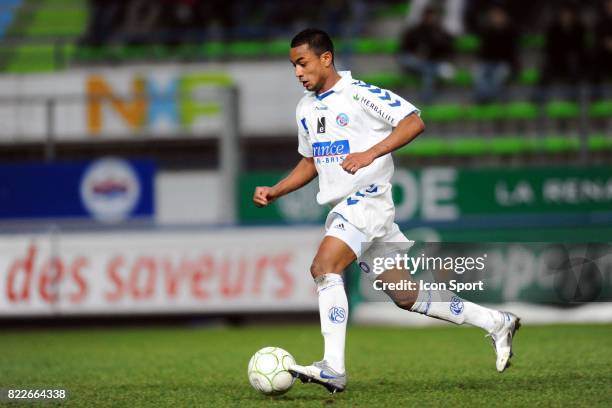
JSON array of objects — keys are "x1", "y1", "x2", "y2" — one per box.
[
  {"x1": 288, "y1": 360, "x2": 347, "y2": 393},
  {"x1": 488, "y1": 311, "x2": 521, "y2": 372}
]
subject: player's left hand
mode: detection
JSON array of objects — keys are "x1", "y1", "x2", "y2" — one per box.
[{"x1": 341, "y1": 151, "x2": 375, "y2": 175}]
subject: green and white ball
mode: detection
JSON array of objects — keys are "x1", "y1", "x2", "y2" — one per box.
[{"x1": 247, "y1": 347, "x2": 296, "y2": 395}]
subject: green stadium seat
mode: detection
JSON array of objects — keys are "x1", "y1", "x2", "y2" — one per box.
[
  {"x1": 353, "y1": 38, "x2": 398, "y2": 55},
  {"x1": 268, "y1": 39, "x2": 288, "y2": 57},
  {"x1": 589, "y1": 100, "x2": 612, "y2": 118},
  {"x1": 377, "y1": 2, "x2": 409, "y2": 18},
  {"x1": 545, "y1": 101, "x2": 579, "y2": 119},
  {"x1": 465, "y1": 103, "x2": 505, "y2": 121},
  {"x1": 506, "y1": 102, "x2": 539, "y2": 121},
  {"x1": 4, "y1": 44, "x2": 57, "y2": 72},
  {"x1": 449, "y1": 68, "x2": 472, "y2": 86},
  {"x1": 454, "y1": 35, "x2": 480, "y2": 53},
  {"x1": 520, "y1": 34, "x2": 545, "y2": 49},
  {"x1": 448, "y1": 137, "x2": 487, "y2": 155},
  {"x1": 422, "y1": 103, "x2": 463, "y2": 123},
  {"x1": 519, "y1": 68, "x2": 539, "y2": 85},
  {"x1": 358, "y1": 72, "x2": 417, "y2": 88},
  {"x1": 489, "y1": 137, "x2": 536, "y2": 154},
  {"x1": 202, "y1": 41, "x2": 225, "y2": 59},
  {"x1": 588, "y1": 134, "x2": 612, "y2": 151},
  {"x1": 398, "y1": 138, "x2": 448, "y2": 157},
  {"x1": 540, "y1": 136, "x2": 580, "y2": 153},
  {"x1": 228, "y1": 41, "x2": 266, "y2": 57},
  {"x1": 395, "y1": 134, "x2": 610, "y2": 157}
]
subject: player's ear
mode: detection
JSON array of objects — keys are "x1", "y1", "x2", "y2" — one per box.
[{"x1": 320, "y1": 51, "x2": 333, "y2": 67}]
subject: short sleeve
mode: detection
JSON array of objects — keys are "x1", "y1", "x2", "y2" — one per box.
[
  {"x1": 296, "y1": 102, "x2": 313, "y2": 157},
  {"x1": 353, "y1": 80, "x2": 420, "y2": 127}
]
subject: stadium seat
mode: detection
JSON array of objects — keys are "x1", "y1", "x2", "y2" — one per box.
[
  {"x1": 448, "y1": 137, "x2": 488, "y2": 156},
  {"x1": 588, "y1": 134, "x2": 612, "y2": 151},
  {"x1": 465, "y1": 103, "x2": 505, "y2": 121},
  {"x1": 448, "y1": 68, "x2": 472, "y2": 86},
  {"x1": 422, "y1": 103, "x2": 463, "y2": 123},
  {"x1": 540, "y1": 135, "x2": 581, "y2": 153},
  {"x1": 518, "y1": 68, "x2": 540, "y2": 85},
  {"x1": 453, "y1": 35, "x2": 480, "y2": 53},
  {"x1": 396, "y1": 134, "x2": 612, "y2": 157},
  {"x1": 506, "y1": 102, "x2": 539, "y2": 121},
  {"x1": 545, "y1": 101, "x2": 579, "y2": 120},
  {"x1": 358, "y1": 72, "x2": 417, "y2": 88},
  {"x1": 228, "y1": 41, "x2": 267, "y2": 58},
  {"x1": 352, "y1": 38, "x2": 398, "y2": 55},
  {"x1": 489, "y1": 137, "x2": 534, "y2": 154},
  {"x1": 11, "y1": 0, "x2": 86, "y2": 38},
  {"x1": 397, "y1": 138, "x2": 448, "y2": 157},
  {"x1": 589, "y1": 100, "x2": 612, "y2": 118}
]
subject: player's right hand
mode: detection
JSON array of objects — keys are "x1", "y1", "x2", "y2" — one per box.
[{"x1": 253, "y1": 186, "x2": 276, "y2": 207}]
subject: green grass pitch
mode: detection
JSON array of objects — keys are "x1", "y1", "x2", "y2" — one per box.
[{"x1": 1, "y1": 323, "x2": 611, "y2": 407}]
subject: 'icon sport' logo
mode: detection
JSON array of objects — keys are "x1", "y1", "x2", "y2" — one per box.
[{"x1": 328, "y1": 306, "x2": 347, "y2": 323}]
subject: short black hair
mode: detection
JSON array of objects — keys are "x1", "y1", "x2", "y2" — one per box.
[{"x1": 290, "y1": 28, "x2": 334, "y2": 63}]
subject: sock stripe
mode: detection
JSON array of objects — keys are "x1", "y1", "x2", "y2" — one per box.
[{"x1": 318, "y1": 282, "x2": 344, "y2": 292}]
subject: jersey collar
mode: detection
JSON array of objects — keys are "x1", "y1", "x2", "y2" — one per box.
[{"x1": 312, "y1": 71, "x2": 352, "y2": 100}]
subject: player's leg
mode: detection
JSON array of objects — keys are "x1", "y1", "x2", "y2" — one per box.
[
  {"x1": 290, "y1": 213, "x2": 365, "y2": 393},
  {"x1": 311, "y1": 235, "x2": 355, "y2": 375},
  {"x1": 366, "y1": 224, "x2": 520, "y2": 372}
]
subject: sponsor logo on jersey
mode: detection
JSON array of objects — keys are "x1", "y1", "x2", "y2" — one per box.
[
  {"x1": 450, "y1": 296, "x2": 464, "y2": 315},
  {"x1": 359, "y1": 95, "x2": 395, "y2": 124},
  {"x1": 334, "y1": 222, "x2": 345, "y2": 231},
  {"x1": 315, "y1": 105, "x2": 328, "y2": 110},
  {"x1": 312, "y1": 140, "x2": 350, "y2": 157},
  {"x1": 317, "y1": 117, "x2": 326, "y2": 133},
  {"x1": 336, "y1": 113, "x2": 349, "y2": 127},
  {"x1": 328, "y1": 306, "x2": 347, "y2": 323}
]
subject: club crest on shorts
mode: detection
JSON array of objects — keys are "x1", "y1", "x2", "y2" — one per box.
[
  {"x1": 336, "y1": 113, "x2": 349, "y2": 127},
  {"x1": 328, "y1": 306, "x2": 347, "y2": 323},
  {"x1": 450, "y1": 296, "x2": 464, "y2": 315}
]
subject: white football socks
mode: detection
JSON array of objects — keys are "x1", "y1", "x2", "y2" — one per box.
[
  {"x1": 410, "y1": 289, "x2": 503, "y2": 333},
  {"x1": 315, "y1": 273, "x2": 348, "y2": 374}
]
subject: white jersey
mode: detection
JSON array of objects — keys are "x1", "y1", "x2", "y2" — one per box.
[{"x1": 296, "y1": 71, "x2": 420, "y2": 206}]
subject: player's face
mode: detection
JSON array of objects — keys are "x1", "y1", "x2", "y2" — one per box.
[{"x1": 289, "y1": 44, "x2": 331, "y2": 93}]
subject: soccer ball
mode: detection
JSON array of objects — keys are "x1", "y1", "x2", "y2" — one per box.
[{"x1": 247, "y1": 347, "x2": 296, "y2": 395}]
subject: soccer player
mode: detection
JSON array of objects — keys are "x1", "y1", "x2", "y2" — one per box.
[{"x1": 252, "y1": 28, "x2": 520, "y2": 393}]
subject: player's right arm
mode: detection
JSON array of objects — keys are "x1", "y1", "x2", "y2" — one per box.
[
  {"x1": 254, "y1": 97, "x2": 316, "y2": 208},
  {"x1": 253, "y1": 157, "x2": 317, "y2": 207}
]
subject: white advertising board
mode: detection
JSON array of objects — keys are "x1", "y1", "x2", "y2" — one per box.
[{"x1": 0, "y1": 227, "x2": 321, "y2": 316}]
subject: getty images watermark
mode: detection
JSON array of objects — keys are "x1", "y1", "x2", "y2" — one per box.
[
  {"x1": 359, "y1": 242, "x2": 612, "y2": 304},
  {"x1": 369, "y1": 252, "x2": 487, "y2": 293}
]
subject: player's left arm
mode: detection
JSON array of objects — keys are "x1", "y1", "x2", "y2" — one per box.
[{"x1": 341, "y1": 113, "x2": 425, "y2": 174}]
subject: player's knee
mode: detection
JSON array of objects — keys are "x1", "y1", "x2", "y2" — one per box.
[
  {"x1": 310, "y1": 256, "x2": 343, "y2": 279},
  {"x1": 394, "y1": 299, "x2": 415, "y2": 311}
]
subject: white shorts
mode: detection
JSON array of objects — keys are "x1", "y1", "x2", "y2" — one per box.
[{"x1": 324, "y1": 183, "x2": 414, "y2": 277}]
